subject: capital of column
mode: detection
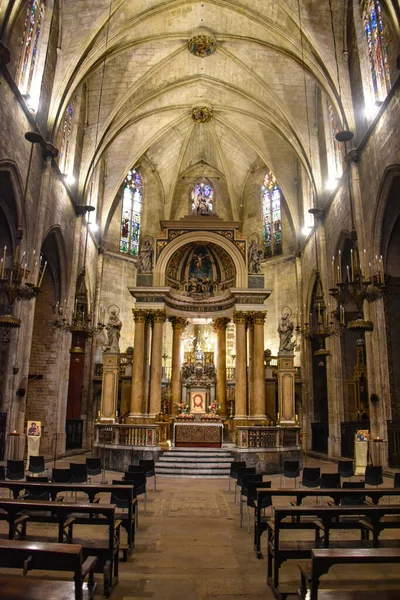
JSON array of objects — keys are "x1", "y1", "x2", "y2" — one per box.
[
  {"x1": 169, "y1": 316, "x2": 188, "y2": 331},
  {"x1": 151, "y1": 309, "x2": 166, "y2": 324},
  {"x1": 252, "y1": 311, "x2": 267, "y2": 325},
  {"x1": 233, "y1": 310, "x2": 247, "y2": 325},
  {"x1": 212, "y1": 317, "x2": 231, "y2": 331},
  {"x1": 132, "y1": 309, "x2": 148, "y2": 323}
]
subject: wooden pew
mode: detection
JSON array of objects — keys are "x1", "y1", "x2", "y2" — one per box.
[
  {"x1": 254, "y1": 487, "x2": 400, "y2": 558},
  {"x1": 0, "y1": 481, "x2": 136, "y2": 559},
  {"x1": 267, "y1": 504, "x2": 400, "y2": 599},
  {"x1": 0, "y1": 540, "x2": 97, "y2": 600},
  {"x1": 298, "y1": 547, "x2": 400, "y2": 600},
  {"x1": 0, "y1": 499, "x2": 120, "y2": 597}
]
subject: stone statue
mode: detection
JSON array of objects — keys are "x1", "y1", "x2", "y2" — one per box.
[
  {"x1": 278, "y1": 310, "x2": 296, "y2": 352},
  {"x1": 137, "y1": 239, "x2": 153, "y2": 273},
  {"x1": 248, "y1": 240, "x2": 262, "y2": 274},
  {"x1": 105, "y1": 308, "x2": 122, "y2": 353}
]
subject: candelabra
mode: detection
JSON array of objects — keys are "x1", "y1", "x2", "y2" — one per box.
[
  {"x1": 53, "y1": 267, "x2": 105, "y2": 337},
  {"x1": 329, "y1": 233, "x2": 385, "y2": 332},
  {"x1": 0, "y1": 228, "x2": 47, "y2": 340},
  {"x1": 296, "y1": 272, "x2": 340, "y2": 356}
]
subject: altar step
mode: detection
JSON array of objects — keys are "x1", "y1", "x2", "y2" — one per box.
[{"x1": 155, "y1": 448, "x2": 234, "y2": 478}]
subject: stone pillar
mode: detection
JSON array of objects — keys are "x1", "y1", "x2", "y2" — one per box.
[
  {"x1": 142, "y1": 314, "x2": 152, "y2": 414},
  {"x1": 130, "y1": 310, "x2": 147, "y2": 417},
  {"x1": 213, "y1": 317, "x2": 230, "y2": 417},
  {"x1": 170, "y1": 317, "x2": 187, "y2": 414},
  {"x1": 247, "y1": 315, "x2": 254, "y2": 417},
  {"x1": 277, "y1": 352, "x2": 296, "y2": 424},
  {"x1": 234, "y1": 311, "x2": 247, "y2": 419},
  {"x1": 149, "y1": 311, "x2": 166, "y2": 418},
  {"x1": 100, "y1": 353, "x2": 120, "y2": 422},
  {"x1": 253, "y1": 312, "x2": 267, "y2": 418}
]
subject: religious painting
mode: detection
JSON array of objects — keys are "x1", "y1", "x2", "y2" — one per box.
[
  {"x1": 27, "y1": 420, "x2": 41, "y2": 436},
  {"x1": 190, "y1": 391, "x2": 206, "y2": 413}
]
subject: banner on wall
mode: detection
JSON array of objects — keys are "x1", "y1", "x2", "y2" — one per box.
[{"x1": 26, "y1": 420, "x2": 41, "y2": 469}]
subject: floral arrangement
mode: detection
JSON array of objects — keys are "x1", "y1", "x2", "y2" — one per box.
[
  {"x1": 209, "y1": 400, "x2": 219, "y2": 414},
  {"x1": 174, "y1": 402, "x2": 189, "y2": 414},
  {"x1": 176, "y1": 412, "x2": 195, "y2": 420},
  {"x1": 201, "y1": 412, "x2": 220, "y2": 421}
]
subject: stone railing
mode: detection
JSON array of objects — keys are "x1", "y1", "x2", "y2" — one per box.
[
  {"x1": 236, "y1": 426, "x2": 301, "y2": 449},
  {"x1": 94, "y1": 423, "x2": 159, "y2": 447}
]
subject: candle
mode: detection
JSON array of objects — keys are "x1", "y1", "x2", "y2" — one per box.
[
  {"x1": 346, "y1": 264, "x2": 350, "y2": 282},
  {"x1": 296, "y1": 309, "x2": 299, "y2": 326},
  {"x1": 276, "y1": 412, "x2": 280, "y2": 421},
  {"x1": 0, "y1": 258, "x2": 3, "y2": 280},
  {"x1": 331, "y1": 257, "x2": 335, "y2": 284},
  {"x1": 363, "y1": 249, "x2": 367, "y2": 279},
  {"x1": 1, "y1": 246, "x2": 6, "y2": 278},
  {"x1": 317, "y1": 302, "x2": 321, "y2": 322},
  {"x1": 338, "y1": 250, "x2": 342, "y2": 282}
]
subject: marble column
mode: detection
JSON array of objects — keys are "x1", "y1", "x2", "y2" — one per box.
[
  {"x1": 246, "y1": 314, "x2": 254, "y2": 417},
  {"x1": 252, "y1": 311, "x2": 267, "y2": 418},
  {"x1": 142, "y1": 314, "x2": 152, "y2": 415},
  {"x1": 130, "y1": 310, "x2": 147, "y2": 417},
  {"x1": 170, "y1": 317, "x2": 187, "y2": 414},
  {"x1": 234, "y1": 311, "x2": 247, "y2": 419},
  {"x1": 149, "y1": 311, "x2": 166, "y2": 418},
  {"x1": 213, "y1": 317, "x2": 230, "y2": 417}
]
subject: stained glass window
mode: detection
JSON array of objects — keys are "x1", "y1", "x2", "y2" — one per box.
[
  {"x1": 59, "y1": 101, "x2": 74, "y2": 173},
  {"x1": 262, "y1": 172, "x2": 282, "y2": 258},
  {"x1": 191, "y1": 182, "x2": 214, "y2": 215},
  {"x1": 362, "y1": 0, "x2": 391, "y2": 102},
  {"x1": 16, "y1": 0, "x2": 45, "y2": 97},
  {"x1": 328, "y1": 104, "x2": 343, "y2": 178},
  {"x1": 120, "y1": 168, "x2": 143, "y2": 255}
]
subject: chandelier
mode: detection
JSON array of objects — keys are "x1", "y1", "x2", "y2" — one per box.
[
  {"x1": 296, "y1": 271, "x2": 339, "y2": 356},
  {"x1": 329, "y1": 231, "x2": 384, "y2": 332}
]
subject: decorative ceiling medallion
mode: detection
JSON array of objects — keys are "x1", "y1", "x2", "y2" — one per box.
[
  {"x1": 191, "y1": 105, "x2": 213, "y2": 123},
  {"x1": 188, "y1": 28, "x2": 217, "y2": 58}
]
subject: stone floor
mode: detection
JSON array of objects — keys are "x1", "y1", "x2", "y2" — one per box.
[{"x1": 1, "y1": 453, "x2": 400, "y2": 599}]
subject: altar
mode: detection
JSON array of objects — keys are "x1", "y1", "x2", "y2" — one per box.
[{"x1": 174, "y1": 421, "x2": 223, "y2": 448}]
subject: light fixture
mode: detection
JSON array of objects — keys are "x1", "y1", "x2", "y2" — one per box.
[
  {"x1": 302, "y1": 225, "x2": 312, "y2": 236},
  {"x1": 64, "y1": 173, "x2": 75, "y2": 186},
  {"x1": 364, "y1": 100, "x2": 381, "y2": 121},
  {"x1": 89, "y1": 222, "x2": 99, "y2": 233},
  {"x1": 0, "y1": 131, "x2": 47, "y2": 341},
  {"x1": 325, "y1": 178, "x2": 338, "y2": 192},
  {"x1": 327, "y1": 0, "x2": 354, "y2": 143}
]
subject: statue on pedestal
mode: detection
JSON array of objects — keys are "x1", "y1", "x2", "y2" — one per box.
[
  {"x1": 248, "y1": 239, "x2": 262, "y2": 274},
  {"x1": 105, "y1": 305, "x2": 122, "y2": 353},
  {"x1": 278, "y1": 307, "x2": 296, "y2": 352},
  {"x1": 137, "y1": 238, "x2": 154, "y2": 273}
]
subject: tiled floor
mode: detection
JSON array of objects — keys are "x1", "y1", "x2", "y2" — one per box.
[{"x1": 1, "y1": 453, "x2": 400, "y2": 599}]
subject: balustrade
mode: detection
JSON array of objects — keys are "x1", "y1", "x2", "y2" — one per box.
[
  {"x1": 236, "y1": 426, "x2": 300, "y2": 449},
  {"x1": 94, "y1": 423, "x2": 158, "y2": 447}
]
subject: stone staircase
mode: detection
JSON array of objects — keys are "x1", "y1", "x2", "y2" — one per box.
[{"x1": 155, "y1": 447, "x2": 234, "y2": 478}]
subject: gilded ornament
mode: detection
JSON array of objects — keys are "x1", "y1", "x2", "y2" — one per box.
[{"x1": 191, "y1": 106, "x2": 213, "y2": 123}]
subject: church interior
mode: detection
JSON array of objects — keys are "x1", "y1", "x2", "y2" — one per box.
[{"x1": 0, "y1": 0, "x2": 400, "y2": 598}]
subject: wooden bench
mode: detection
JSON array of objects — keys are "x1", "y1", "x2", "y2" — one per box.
[
  {"x1": 298, "y1": 547, "x2": 400, "y2": 600},
  {"x1": 0, "y1": 481, "x2": 136, "y2": 559},
  {"x1": 0, "y1": 499, "x2": 120, "y2": 597},
  {"x1": 0, "y1": 539, "x2": 97, "y2": 600},
  {"x1": 255, "y1": 487, "x2": 400, "y2": 558},
  {"x1": 267, "y1": 504, "x2": 400, "y2": 599}
]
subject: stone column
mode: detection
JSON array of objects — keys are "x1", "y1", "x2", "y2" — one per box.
[
  {"x1": 246, "y1": 314, "x2": 254, "y2": 417},
  {"x1": 253, "y1": 312, "x2": 267, "y2": 418},
  {"x1": 213, "y1": 317, "x2": 230, "y2": 417},
  {"x1": 130, "y1": 310, "x2": 147, "y2": 417},
  {"x1": 100, "y1": 353, "x2": 120, "y2": 422},
  {"x1": 234, "y1": 311, "x2": 247, "y2": 419},
  {"x1": 142, "y1": 314, "x2": 152, "y2": 414},
  {"x1": 149, "y1": 311, "x2": 166, "y2": 418},
  {"x1": 170, "y1": 317, "x2": 187, "y2": 414},
  {"x1": 277, "y1": 352, "x2": 296, "y2": 424}
]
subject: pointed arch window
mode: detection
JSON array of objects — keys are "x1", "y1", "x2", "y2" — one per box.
[
  {"x1": 262, "y1": 172, "x2": 282, "y2": 258},
  {"x1": 16, "y1": 0, "x2": 46, "y2": 98},
  {"x1": 361, "y1": 0, "x2": 391, "y2": 102},
  {"x1": 120, "y1": 168, "x2": 143, "y2": 255},
  {"x1": 59, "y1": 101, "x2": 74, "y2": 174},
  {"x1": 191, "y1": 182, "x2": 214, "y2": 215}
]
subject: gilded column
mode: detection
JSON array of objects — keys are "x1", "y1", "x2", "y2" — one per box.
[
  {"x1": 142, "y1": 314, "x2": 152, "y2": 414},
  {"x1": 170, "y1": 317, "x2": 187, "y2": 414},
  {"x1": 253, "y1": 311, "x2": 267, "y2": 418},
  {"x1": 246, "y1": 314, "x2": 254, "y2": 417},
  {"x1": 130, "y1": 310, "x2": 147, "y2": 417},
  {"x1": 234, "y1": 311, "x2": 247, "y2": 419},
  {"x1": 212, "y1": 317, "x2": 230, "y2": 417},
  {"x1": 149, "y1": 311, "x2": 166, "y2": 418}
]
